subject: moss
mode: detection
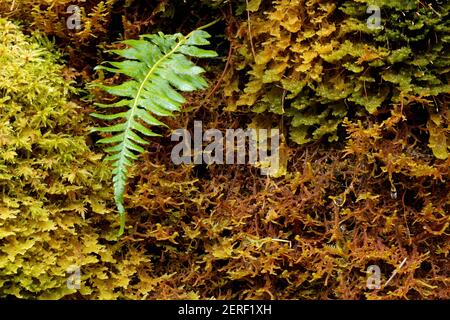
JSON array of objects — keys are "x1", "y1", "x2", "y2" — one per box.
[
  {"x1": 224, "y1": 0, "x2": 450, "y2": 158},
  {"x1": 0, "y1": 0, "x2": 448, "y2": 300},
  {"x1": 0, "y1": 18, "x2": 117, "y2": 298}
]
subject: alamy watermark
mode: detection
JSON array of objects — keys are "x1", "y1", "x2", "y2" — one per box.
[
  {"x1": 171, "y1": 121, "x2": 280, "y2": 176},
  {"x1": 66, "y1": 265, "x2": 81, "y2": 290},
  {"x1": 66, "y1": 5, "x2": 82, "y2": 30},
  {"x1": 367, "y1": 5, "x2": 382, "y2": 30},
  {"x1": 366, "y1": 258, "x2": 408, "y2": 290},
  {"x1": 366, "y1": 265, "x2": 381, "y2": 289}
]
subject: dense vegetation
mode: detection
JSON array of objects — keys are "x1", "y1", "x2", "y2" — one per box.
[{"x1": 0, "y1": 0, "x2": 448, "y2": 299}]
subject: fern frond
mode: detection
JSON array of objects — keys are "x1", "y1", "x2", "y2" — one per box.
[{"x1": 92, "y1": 23, "x2": 218, "y2": 236}]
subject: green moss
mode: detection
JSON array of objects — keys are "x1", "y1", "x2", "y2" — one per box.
[
  {"x1": 224, "y1": 0, "x2": 450, "y2": 158},
  {"x1": 0, "y1": 18, "x2": 114, "y2": 298}
]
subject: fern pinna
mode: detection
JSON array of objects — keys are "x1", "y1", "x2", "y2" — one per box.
[{"x1": 92, "y1": 23, "x2": 218, "y2": 236}]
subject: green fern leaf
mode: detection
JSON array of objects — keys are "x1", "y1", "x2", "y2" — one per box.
[{"x1": 92, "y1": 23, "x2": 218, "y2": 236}]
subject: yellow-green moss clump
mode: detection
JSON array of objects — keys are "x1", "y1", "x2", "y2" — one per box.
[{"x1": 0, "y1": 18, "x2": 116, "y2": 298}]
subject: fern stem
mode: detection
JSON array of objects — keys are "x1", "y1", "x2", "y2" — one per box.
[{"x1": 196, "y1": 18, "x2": 221, "y2": 31}]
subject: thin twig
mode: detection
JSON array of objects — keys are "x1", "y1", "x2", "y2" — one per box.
[
  {"x1": 384, "y1": 257, "x2": 407, "y2": 288},
  {"x1": 245, "y1": 0, "x2": 256, "y2": 61},
  {"x1": 271, "y1": 238, "x2": 292, "y2": 248},
  {"x1": 204, "y1": 44, "x2": 234, "y2": 101}
]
